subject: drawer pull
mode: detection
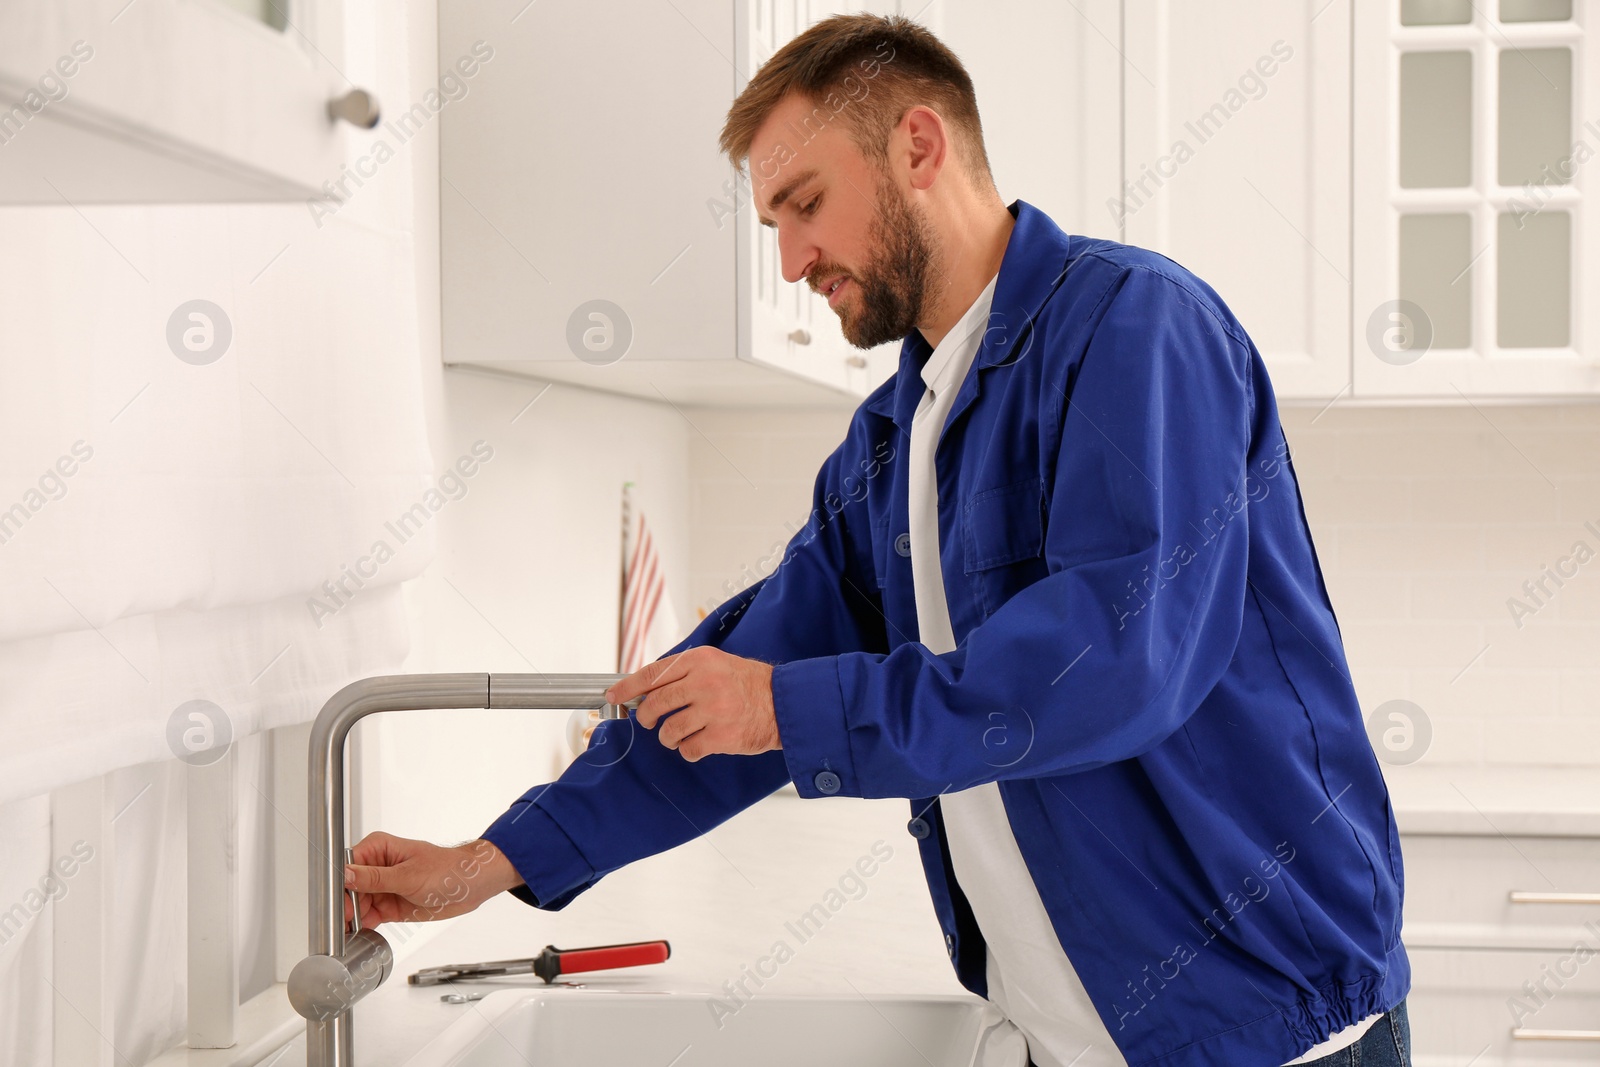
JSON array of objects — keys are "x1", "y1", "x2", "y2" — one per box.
[
  {"x1": 1512, "y1": 1029, "x2": 1600, "y2": 1042},
  {"x1": 1508, "y1": 892, "x2": 1600, "y2": 905}
]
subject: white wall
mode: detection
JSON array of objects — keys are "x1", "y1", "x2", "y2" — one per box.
[
  {"x1": 684, "y1": 408, "x2": 855, "y2": 619},
  {"x1": 1285, "y1": 403, "x2": 1600, "y2": 764}
]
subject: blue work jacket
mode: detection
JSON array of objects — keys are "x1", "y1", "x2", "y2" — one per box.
[{"x1": 482, "y1": 200, "x2": 1409, "y2": 1067}]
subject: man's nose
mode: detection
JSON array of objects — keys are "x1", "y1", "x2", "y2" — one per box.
[{"x1": 777, "y1": 226, "x2": 817, "y2": 287}]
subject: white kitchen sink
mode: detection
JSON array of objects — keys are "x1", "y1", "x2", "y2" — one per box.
[{"x1": 402, "y1": 987, "x2": 1029, "y2": 1067}]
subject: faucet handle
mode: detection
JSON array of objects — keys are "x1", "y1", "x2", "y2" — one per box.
[
  {"x1": 289, "y1": 928, "x2": 395, "y2": 1022},
  {"x1": 344, "y1": 846, "x2": 361, "y2": 934}
]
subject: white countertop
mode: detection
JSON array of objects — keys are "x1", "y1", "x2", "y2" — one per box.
[
  {"x1": 1384, "y1": 763, "x2": 1600, "y2": 837},
  {"x1": 271, "y1": 790, "x2": 968, "y2": 1066}
]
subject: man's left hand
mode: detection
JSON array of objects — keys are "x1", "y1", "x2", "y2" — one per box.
[{"x1": 603, "y1": 646, "x2": 780, "y2": 761}]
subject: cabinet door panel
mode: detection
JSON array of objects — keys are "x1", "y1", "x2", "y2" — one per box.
[
  {"x1": 0, "y1": 0, "x2": 351, "y2": 202},
  {"x1": 1122, "y1": 0, "x2": 1352, "y2": 400},
  {"x1": 1402, "y1": 833, "x2": 1600, "y2": 946},
  {"x1": 1353, "y1": 0, "x2": 1600, "y2": 397},
  {"x1": 441, "y1": 0, "x2": 736, "y2": 373},
  {"x1": 1408, "y1": 946, "x2": 1600, "y2": 1066}
]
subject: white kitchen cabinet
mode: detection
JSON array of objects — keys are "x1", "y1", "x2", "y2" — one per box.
[
  {"x1": 1353, "y1": 0, "x2": 1600, "y2": 397},
  {"x1": 1403, "y1": 832, "x2": 1600, "y2": 1064},
  {"x1": 1120, "y1": 0, "x2": 1353, "y2": 400},
  {"x1": 1118, "y1": 0, "x2": 1599, "y2": 401},
  {"x1": 1390, "y1": 767, "x2": 1600, "y2": 1065},
  {"x1": 439, "y1": 0, "x2": 931, "y2": 407},
  {"x1": 0, "y1": 0, "x2": 376, "y2": 203},
  {"x1": 1409, "y1": 948, "x2": 1600, "y2": 1066}
]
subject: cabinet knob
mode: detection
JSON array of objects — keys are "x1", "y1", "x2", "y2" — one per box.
[
  {"x1": 328, "y1": 88, "x2": 382, "y2": 129},
  {"x1": 787, "y1": 329, "x2": 811, "y2": 345},
  {"x1": 845, "y1": 355, "x2": 867, "y2": 369}
]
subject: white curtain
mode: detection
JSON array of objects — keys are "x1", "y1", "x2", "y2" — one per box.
[{"x1": 0, "y1": 232, "x2": 430, "y2": 1064}]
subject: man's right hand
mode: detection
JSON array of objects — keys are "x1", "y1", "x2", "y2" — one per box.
[{"x1": 343, "y1": 831, "x2": 525, "y2": 928}]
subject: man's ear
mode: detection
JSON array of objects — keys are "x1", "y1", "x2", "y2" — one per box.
[{"x1": 900, "y1": 104, "x2": 949, "y2": 192}]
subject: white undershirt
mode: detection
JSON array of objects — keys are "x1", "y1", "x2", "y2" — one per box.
[{"x1": 904, "y1": 272, "x2": 1380, "y2": 1067}]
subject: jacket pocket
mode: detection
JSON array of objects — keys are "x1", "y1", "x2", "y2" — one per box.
[
  {"x1": 963, "y1": 479, "x2": 1045, "y2": 571},
  {"x1": 962, "y1": 479, "x2": 1048, "y2": 617}
]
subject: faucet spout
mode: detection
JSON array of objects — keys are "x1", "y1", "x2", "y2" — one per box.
[{"x1": 291, "y1": 673, "x2": 634, "y2": 1066}]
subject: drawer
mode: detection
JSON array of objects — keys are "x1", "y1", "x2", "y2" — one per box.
[
  {"x1": 1409, "y1": 947, "x2": 1600, "y2": 1066},
  {"x1": 1403, "y1": 835, "x2": 1600, "y2": 947}
]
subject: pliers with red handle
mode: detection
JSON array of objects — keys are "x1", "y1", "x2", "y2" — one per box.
[{"x1": 407, "y1": 939, "x2": 671, "y2": 986}]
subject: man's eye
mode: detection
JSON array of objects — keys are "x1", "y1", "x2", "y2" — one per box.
[{"x1": 801, "y1": 196, "x2": 821, "y2": 217}]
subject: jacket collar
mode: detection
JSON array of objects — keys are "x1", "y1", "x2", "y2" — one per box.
[{"x1": 863, "y1": 199, "x2": 1076, "y2": 435}]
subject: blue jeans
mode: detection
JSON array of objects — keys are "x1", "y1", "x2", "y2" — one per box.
[
  {"x1": 1296, "y1": 1002, "x2": 1411, "y2": 1067},
  {"x1": 1022, "y1": 1002, "x2": 1412, "y2": 1067}
]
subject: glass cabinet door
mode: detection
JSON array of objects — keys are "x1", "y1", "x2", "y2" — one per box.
[{"x1": 1355, "y1": 0, "x2": 1598, "y2": 396}]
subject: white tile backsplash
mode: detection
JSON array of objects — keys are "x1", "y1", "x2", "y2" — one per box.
[
  {"x1": 685, "y1": 401, "x2": 1600, "y2": 767},
  {"x1": 684, "y1": 407, "x2": 856, "y2": 626}
]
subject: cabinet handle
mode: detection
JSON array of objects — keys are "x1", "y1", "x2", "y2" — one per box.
[
  {"x1": 1512, "y1": 1029, "x2": 1600, "y2": 1041},
  {"x1": 328, "y1": 88, "x2": 382, "y2": 129},
  {"x1": 787, "y1": 329, "x2": 811, "y2": 345},
  {"x1": 1508, "y1": 892, "x2": 1600, "y2": 905},
  {"x1": 844, "y1": 355, "x2": 867, "y2": 369}
]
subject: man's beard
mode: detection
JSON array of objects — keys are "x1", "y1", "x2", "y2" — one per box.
[{"x1": 820, "y1": 178, "x2": 943, "y2": 349}]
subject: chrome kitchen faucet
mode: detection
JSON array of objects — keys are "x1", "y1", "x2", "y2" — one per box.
[{"x1": 286, "y1": 673, "x2": 636, "y2": 1067}]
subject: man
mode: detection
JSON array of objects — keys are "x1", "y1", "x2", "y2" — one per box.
[{"x1": 345, "y1": 15, "x2": 1410, "y2": 1067}]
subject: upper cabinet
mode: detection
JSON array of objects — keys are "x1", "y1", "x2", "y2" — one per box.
[
  {"x1": 1354, "y1": 0, "x2": 1599, "y2": 397},
  {"x1": 1121, "y1": 0, "x2": 1352, "y2": 400},
  {"x1": 0, "y1": 0, "x2": 376, "y2": 203},
  {"x1": 1115, "y1": 0, "x2": 1597, "y2": 400},
  {"x1": 435, "y1": 0, "x2": 1596, "y2": 406},
  {"x1": 438, "y1": 0, "x2": 926, "y2": 407}
]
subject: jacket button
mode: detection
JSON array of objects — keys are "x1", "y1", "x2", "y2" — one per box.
[
  {"x1": 894, "y1": 532, "x2": 912, "y2": 557},
  {"x1": 945, "y1": 932, "x2": 955, "y2": 957},
  {"x1": 813, "y1": 770, "x2": 841, "y2": 795},
  {"x1": 907, "y1": 817, "x2": 930, "y2": 839}
]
